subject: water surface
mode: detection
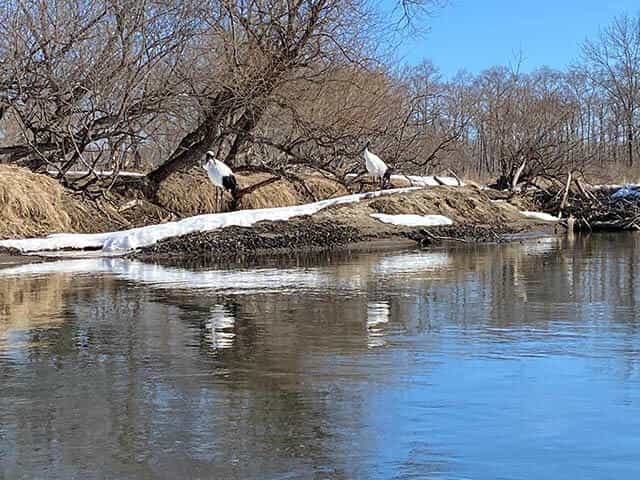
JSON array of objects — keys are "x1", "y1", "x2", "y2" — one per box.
[{"x1": 1, "y1": 234, "x2": 640, "y2": 479}]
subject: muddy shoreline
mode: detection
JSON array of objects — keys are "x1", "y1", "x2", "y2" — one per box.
[
  {"x1": 1, "y1": 185, "x2": 563, "y2": 267},
  {"x1": 130, "y1": 216, "x2": 559, "y2": 264},
  {"x1": 0, "y1": 220, "x2": 559, "y2": 269},
  {"x1": 129, "y1": 186, "x2": 562, "y2": 263}
]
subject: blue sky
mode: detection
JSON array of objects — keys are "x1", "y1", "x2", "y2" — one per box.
[{"x1": 393, "y1": 0, "x2": 640, "y2": 77}]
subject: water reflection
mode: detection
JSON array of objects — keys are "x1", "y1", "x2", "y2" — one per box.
[
  {"x1": 1, "y1": 234, "x2": 640, "y2": 479},
  {"x1": 372, "y1": 251, "x2": 450, "y2": 276},
  {"x1": 366, "y1": 302, "x2": 390, "y2": 348},
  {"x1": 0, "y1": 258, "x2": 346, "y2": 294},
  {"x1": 205, "y1": 304, "x2": 236, "y2": 351}
]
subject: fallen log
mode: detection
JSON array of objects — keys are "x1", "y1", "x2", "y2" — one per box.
[{"x1": 526, "y1": 180, "x2": 640, "y2": 232}]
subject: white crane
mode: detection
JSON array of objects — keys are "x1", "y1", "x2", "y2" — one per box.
[
  {"x1": 203, "y1": 151, "x2": 238, "y2": 195},
  {"x1": 364, "y1": 142, "x2": 391, "y2": 188}
]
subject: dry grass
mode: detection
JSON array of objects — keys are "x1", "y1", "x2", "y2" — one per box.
[
  {"x1": 0, "y1": 166, "x2": 353, "y2": 240},
  {"x1": 0, "y1": 165, "x2": 528, "y2": 245},
  {"x1": 584, "y1": 163, "x2": 640, "y2": 185},
  {"x1": 155, "y1": 170, "x2": 347, "y2": 215},
  {"x1": 0, "y1": 165, "x2": 174, "y2": 239},
  {"x1": 305, "y1": 174, "x2": 348, "y2": 199},
  {"x1": 156, "y1": 171, "x2": 307, "y2": 215},
  {"x1": 460, "y1": 172, "x2": 496, "y2": 186},
  {"x1": 0, "y1": 165, "x2": 73, "y2": 239},
  {"x1": 156, "y1": 171, "x2": 223, "y2": 216},
  {"x1": 313, "y1": 186, "x2": 529, "y2": 240},
  {"x1": 237, "y1": 173, "x2": 305, "y2": 209},
  {"x1": 367, "y1": 186, "x2": 523, "y2": 224},
  {"x1": 63, "y1": 192, "x2": 171, "y2": 232}
]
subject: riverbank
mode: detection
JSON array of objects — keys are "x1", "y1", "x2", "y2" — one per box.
[
  {"x1": 0, "y1": 164, "x2": 350, "y2": 239},
  {"x1": 132, "y1": 221, "x2": 556, "y2": 265},
  {"x1": 129, "y1": 185, "x2": 560, "y2": 261},
  {"x1": 0, "y1": 165, "x2": 562, "y2": 263}
]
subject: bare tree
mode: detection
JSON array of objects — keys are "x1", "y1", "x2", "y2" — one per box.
[
  {"x1": 145, "y1": 0, "x2": 445, "y2": 187},
  {"x1": 0, "y1": 0, "x2": 196, "y2": 188},
  {"x1": 8, "y1": 0, "x2": 640, "y2": 195},
  {"x1": 582, "y1": 14, "x2": 640, "y2": 167}
]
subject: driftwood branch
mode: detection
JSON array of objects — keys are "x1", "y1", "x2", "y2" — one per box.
[
  {"x1": 558, "y1": 171, "x2": 573, "y2": 218},
  {"x1": 511, "y1": 159, "x2": 527, "y2": 191}
]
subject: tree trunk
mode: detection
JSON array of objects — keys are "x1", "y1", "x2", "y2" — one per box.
[
  {"x1": 628, "y1": 124, "x2": 634, "y2": 168},
  {"x1": 223, "y1": 105, "x2": 266, "y2": 165},
  {"x1": 145, "y1": 91, "x2": 235, "y2": 186},
  {"x1": 145, "y1": 64, "x2": 286, "y2": 189},
  {"x1": 146, "y1": 114, "x2": 222, "y2": 186}
]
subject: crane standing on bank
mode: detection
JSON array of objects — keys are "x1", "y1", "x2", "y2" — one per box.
[{"x1": 364, "y1": 142, "x2": 391, "y2": 188}]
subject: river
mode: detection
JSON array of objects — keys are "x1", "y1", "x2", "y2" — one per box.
[{"x1": 1, "y1": 234, "x2": 640, "y2": 479}]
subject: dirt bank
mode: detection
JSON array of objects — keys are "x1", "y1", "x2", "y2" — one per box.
[
  {"x1": 0, "y1": 165, "x2": 560, "y2": 262},
  {"x1": 133, "y1": 187, "x2": 558, "y2": 262},
  {"x1": 155, "y1": 169, "x2": 348, "y2": 217},
  {"x1": 0, "y1": 165, "x2": 348, "y2": 239},
  {"x1": 0, "y1": 165, "x2": 170, "y2": 238}
]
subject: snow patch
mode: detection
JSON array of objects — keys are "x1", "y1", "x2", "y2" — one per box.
[
  {"x1": 611, "y1": 185, "x2": 640, "y2": 200},
  {"x1": 393, "y1": 175, "x2": 463, "y2": 187},
  {"x1": 0, "y1": 187, "x2": 419, "y2": 254},
  {"x1": 370, "y1": 213, "x2": 453, "y2": 227},
  {"x1": 46, "y1": 169, "x2": 145, "y2": 178},
  {"x1": 346, "y1": 174, "x2": 463, "y2": 187},
  {"x1": 520, "y1": 211, "x2": 560, "y2": 222},
  {"x1": 592, "y1": 183, "x2": 630, "y2": 190}
]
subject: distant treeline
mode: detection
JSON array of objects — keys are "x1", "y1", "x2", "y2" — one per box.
[{"x1": 0, "y1": 0, "x2": 639, "y2": 190}]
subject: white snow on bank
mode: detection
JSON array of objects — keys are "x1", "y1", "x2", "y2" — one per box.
[
  {"x1": 520, "y1": 211, "x2": 560, "y2": 222},
  {"x1": 592, "y1": 183, "x2": 632, "y2": 190},
  {"x1": 394, "y1": 175, "x2": 463, "y2": 187},
  {"x1": 370, "y1": 213, "x2": 453, "y2": 227},
  {"x1": 346, "y1": 174, "x2": 463, "y2": 187},
  {"x1": 46, "y1": 169, "x2": 145, "y2": 178},
  {"x1": 0, "y1": 187, "x2": 419, "y2": 254}
]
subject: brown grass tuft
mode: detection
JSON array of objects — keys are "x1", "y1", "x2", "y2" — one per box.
[
  {"x1": 154, "y1": 171, "x2": 343, "y2": 215},
  {"x1": 0, "y1": 165, "x2": 73, "y2": 239},
  {"x1": 367, "y1": 186, "x2": 523, "y2": 224},
  {"x1": 236, "y1": 173, "x2": 305, "y2": 209},
  {"x1": 156, "y1": 171, "x2": 224, "y2": 216},
  {"x1": 304, "y1": 174, "x2": 348, "y2": 199}
]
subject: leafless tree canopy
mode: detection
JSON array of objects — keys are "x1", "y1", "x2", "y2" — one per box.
[{"x1": 1, "y1": 3, "x2": 640, "y2": 191}]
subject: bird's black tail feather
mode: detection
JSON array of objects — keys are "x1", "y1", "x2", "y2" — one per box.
[
  {"x1": 222, "y1": 175, "x2": 238, "y2": 194},
  {"x1": 382, "y1": 168, "x2": 392, "y2": 188}
]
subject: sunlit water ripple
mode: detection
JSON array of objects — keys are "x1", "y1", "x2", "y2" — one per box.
[{"x1": 1, "y1": 233, "x2": 640, "y2": 479}]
